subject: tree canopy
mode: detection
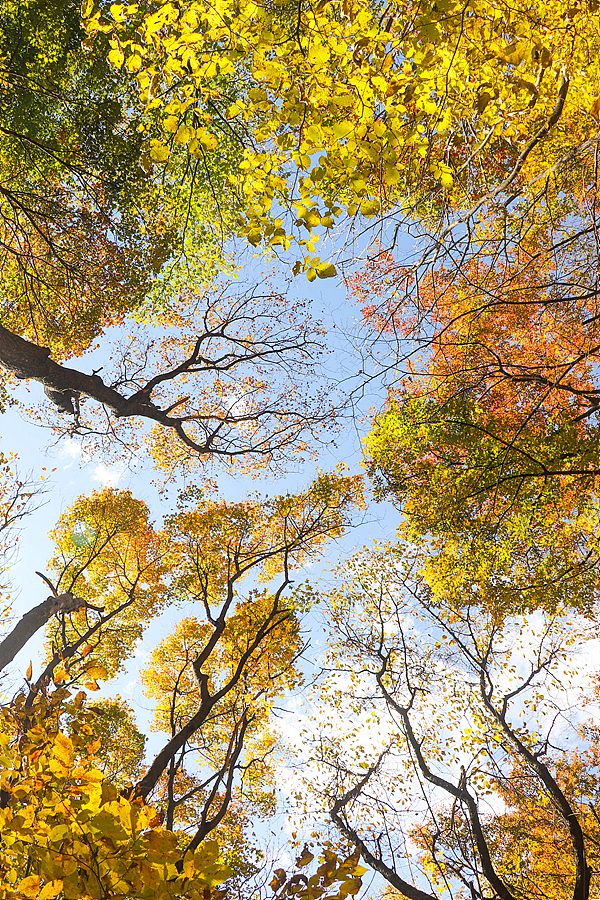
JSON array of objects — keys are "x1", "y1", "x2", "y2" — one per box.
[
  {"x1": 82, "y1": 0, "x2": 600, "y2": 278},
  {"x1": 2, "y1": 0, "x2": 600, "y2": 898}
]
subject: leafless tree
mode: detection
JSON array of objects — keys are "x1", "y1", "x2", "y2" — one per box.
[{"x1": 312, "y1": 549, "x2": 598, "y2": 900}]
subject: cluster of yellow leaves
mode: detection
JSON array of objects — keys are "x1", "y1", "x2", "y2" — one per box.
[
  {"x1": 167, "y1": 469, "x2": 364, "y2": 599},
  {"x1": 84, "y1": 0, "x2": 600, "y2": 267},
  {"x1": 27, "y1": 474, "x2": 363, "y2": 845},
  {"x1": 45, "y1": 490, "x2": 170, "y2": 678},
  {"x1": 0, "y1": 690, "x2": 231, "y2": 900},
  {"x1": 271, "y1": 846, "x2": 366, "y2": 900},
  {"x1": 71, "y1": 698, "x2": 147, "y2": 790},
  {"x1": 33, "y1": 472, "x2": 361, "y2": 703},
  {"x1": 141, "y1": 605, "x2": 301, "y2": 737},
  {"x1": 140, "y1": 602, "x2": 297, "y2": 836}
]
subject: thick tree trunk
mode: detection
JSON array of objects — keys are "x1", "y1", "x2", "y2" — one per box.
[
  {"x1": 0, "y1": 592, "x2": 84, "y2": 674},
  {"x1": 0, "y1": 323, "x2": 139, "y2": 416},
  {"x1": 132, "y1": 672, "x2": 214, "y2": 800},
  {"x1": 0, "y1": 316, "x2": 322, "y2": 459},
  {"x1": 0, "y1": 320, "x2": 191, "y2": 423}
]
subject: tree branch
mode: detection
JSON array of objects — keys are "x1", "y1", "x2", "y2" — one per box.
[
  {"x1": 329, "y1": 758, "x2": 436, "y2": 900},
  {"x1": 0, "y1": 591, "x2": 84, "y2": 674}
]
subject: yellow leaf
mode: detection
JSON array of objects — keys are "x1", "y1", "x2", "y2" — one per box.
[
  {"x1": 305, "y1": 124, "x2": 324, "y2": 144},
  {"x1": 174, "y1": 125, "x2": 191, "y2": 144},
  {"x1": 384, "y1": 165, "x2": 401, "y2": 185},
  {"x1": 359, "y1": 198, "x2": 380, "y2": 217},
  {"x1": 150, "y1": 141, "x2": 170, "y2": 162},
  {"x1": 198, "y1": 129, "x2": 218, "y2": 151},
  {"x1": 53, "y1": 666, "x2": 68, "y2": 685},
  {"x1": 26, "y1": 661, "x2": 32, "y2": 681},
  {"x1": 49, "y1": 824, "x2": 69, "y2": 843},
  {"x1": 85, "y1": 664, "x2": 108, "y2": 679},
  {"x1": 39, "y1": 880, "x2": 63, "y2": 900},
  {"x1": 332, "y1": 120, "x2": 352, "y2": 139},
  {"x1": 61, "y1": 858, "x2": 78, "y2": 877},
  {"x1": 18, "y1": 876, "x2": 41, "y2": 898},
  {"x1": 53, "y1": 732, "x2": 74, "y2": 767},
  {"x1": 110, "y1": 2, "x2": 126, "y2": 21},
  {"x1": 125, "y1": 53, "x2": 143, "y2": 72},
  {"x1": 163, "y1": 115, "x2": 179, "y2": 133},
  {"x1": 108, "y1": 43, "x2": 125, "y2": 68},
  {"x1": 316, "y1": 262, "x2": 336, "y2": 279}
]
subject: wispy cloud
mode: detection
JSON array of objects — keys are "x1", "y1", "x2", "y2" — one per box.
[
  {"x1": 57, "y1": 440, "x2": 125, "y2": 487},
  {"x1": 92, "y1": 462, "x2": 125, "y2": 487},
  {"x1": 58, "y1": 440, "x2": 84, "y2": 468}
]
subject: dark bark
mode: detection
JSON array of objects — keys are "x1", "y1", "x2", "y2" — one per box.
[
  {"x1": 0, "y1": 314, "x2": 326, "y2": 460},
  {"x1": 479, "y1": 671, "x2": 592, "y2": 900},
  {"x1": 0, "y1": 323, "x2": 157, "y2": 419},
  {"x1": 133, "y1": 674, "x2": 216, "y2": 801},
  {"x1": 0, "y1": 322, "x2": 235, "y2": 457},
  {"x1": 0, "y1": 591, "x2": 84, "y2": 674},
  {"x1": 330, "y1": 763, "x2": 437, "y2": 900},
  {"x1": 183, "y1": 712, "x2": 250, "y2": 857}
]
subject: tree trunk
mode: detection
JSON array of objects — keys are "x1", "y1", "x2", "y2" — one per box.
[
  {"x1": 0, "y1": 592, "x2": 84, "y2": 674},
  {"x1": 0, "y1": 323, "x2": 143, "y2": 417}
]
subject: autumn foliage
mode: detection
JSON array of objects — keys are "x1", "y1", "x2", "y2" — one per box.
[{"x1": 3, "y1": 0, "x2": 600, "y2": 898}]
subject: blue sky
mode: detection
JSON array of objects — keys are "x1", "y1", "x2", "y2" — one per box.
[{"x1": 0, "y1": 250, "x2": 403, "y2": 732}]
